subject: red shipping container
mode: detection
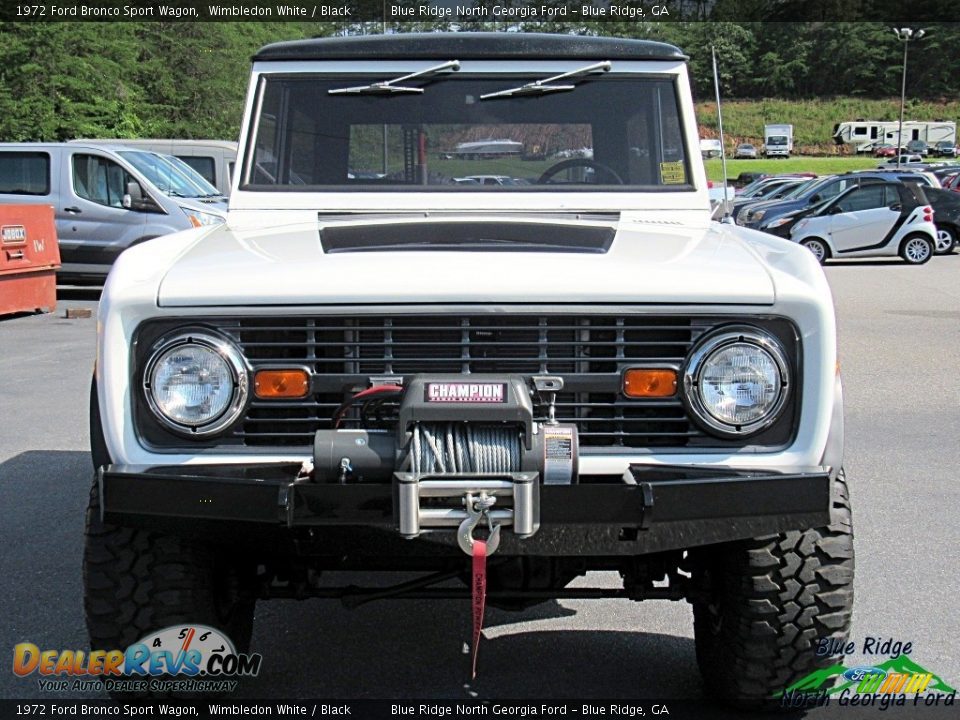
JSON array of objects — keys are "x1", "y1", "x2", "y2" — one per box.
[{"x1": 0, "y1": 204, "x2": 60, "y2": 316}]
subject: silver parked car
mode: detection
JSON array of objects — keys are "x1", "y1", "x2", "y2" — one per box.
[{"x1": 734, "y1": 143, "x2": 759, "y2": 159}]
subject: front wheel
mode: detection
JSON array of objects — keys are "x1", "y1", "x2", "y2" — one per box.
[
  {"x1": 692, "y1": 471, "x2": 854, "y2": 706},
  {"x1": 83, "y1": 476, "x2": 256, "y2": 657},
  {"x1": 801, "y1": 238, "x2": 830, "y2": 265},
  {"x1": 934, "y1": 226, "x2": 957, "y2": 254},
  {"x1": 900, "y1": 234, "x2": 934, "y2": 264}
]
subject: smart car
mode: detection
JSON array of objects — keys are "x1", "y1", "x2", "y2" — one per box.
[{"x1": 791, "y1": 181, "x2": 937, "y2": 264}]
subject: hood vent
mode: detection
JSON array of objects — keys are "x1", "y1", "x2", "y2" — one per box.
[{"x1": 319, "y1": 221, "x2": 616, "y2": 254}]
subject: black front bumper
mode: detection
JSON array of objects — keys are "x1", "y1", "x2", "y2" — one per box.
[{"x1": 99, "y1": 463, "x2": 831, "y2": 557}]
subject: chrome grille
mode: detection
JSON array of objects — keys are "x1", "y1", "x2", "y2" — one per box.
[{"x1": 213, "y1": 314, "x2": 712, "y2": 449}]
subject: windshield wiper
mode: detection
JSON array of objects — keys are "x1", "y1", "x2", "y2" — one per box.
[
  {"x1": 480, "y1": 61, "x2": 612, "y2": 100},
  {"x1": 328, "y1": 60, "x2": 460, "y2": 96}
]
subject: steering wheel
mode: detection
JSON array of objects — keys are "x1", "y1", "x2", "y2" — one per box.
[{"x1": 537, "y1": 158, "x2": 625, "y2": 185}]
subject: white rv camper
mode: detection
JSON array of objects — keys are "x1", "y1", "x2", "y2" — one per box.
[{"x1": 833, "y1": 120, "x2": 956, "y2": 153}]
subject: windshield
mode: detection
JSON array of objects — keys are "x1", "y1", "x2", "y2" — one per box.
[
  {"x1": 807, "y1": 196, "x2": 835, "y2": 215},
  {"x1": 767, "y1": 135, "x2": 788, "y2": 145},
  {"x1": 244, "y1": 73, "x2": 691, "y2": 191},
  {"x1": 740, "y1": 178, "x2": 776, "y2": 197},
  {"x1": 119, "y1": 150, "x2": 214, "y2": 198},
  {"x1": 783, "y1": 178, "x2": 818, "y2": 199},
  {"x1": 794, "y1": 176, "x2": 836, "y2": 199},
  {"x1": 769, "y1": 181, "x2": 802, "y2": 198},
  {"x1": 756, "y1": 181, "x2": 794, "y2": 197},
  {"x1": 162, "y1": 155, "x2": 222, "y2": 197}
]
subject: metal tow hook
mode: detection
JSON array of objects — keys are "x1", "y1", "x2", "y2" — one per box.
[{"x1": 457, "y1": 492, "x2": 501, "y2": 556}]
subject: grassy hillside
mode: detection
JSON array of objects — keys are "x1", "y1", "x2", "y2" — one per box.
[
  {"x1": 696, "y1": 97, "x2": 960, "y2": 155},
  {"x1": 703, "y1": 157, "x2": 880, "y2": 183}
]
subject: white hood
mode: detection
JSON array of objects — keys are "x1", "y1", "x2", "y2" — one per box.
[{"x1": 156, "y1": 214, "x2": 775, "y2": 307}]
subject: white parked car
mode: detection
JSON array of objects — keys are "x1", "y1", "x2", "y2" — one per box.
[
  {"x1": 791, "y1": 181, "x2": 937, "y2": 264},
  {"x1": 86, "y1": 34, "x2": 852, "y2": 705},
  {"x1": 460, "y1": 174, "x2": 519, "y2": 185},
  {"x1": 876, "y1": 154, "x2": 924, "y2": 168}
]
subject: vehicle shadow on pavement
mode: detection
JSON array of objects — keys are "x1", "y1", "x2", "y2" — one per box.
[
  {"x1": 245, "y1": 596, "x2": 707, "y2": 700},
  {"x1": 0, "y1": 451, "x2": 735, "y2": 715},
  {"x1": 0, "y1": 451, "x2": 93, "y2": 698},
  {"x1": 0, "y1": 310, "x2": 48, "y2": 324}
]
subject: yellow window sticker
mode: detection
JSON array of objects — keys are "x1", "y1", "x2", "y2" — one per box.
[{"x1": 660, "y1": 162, "x2": 687, "y2": 184}]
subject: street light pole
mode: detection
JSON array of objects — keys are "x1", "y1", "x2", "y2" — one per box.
[{"x1": 893, "y1": 27, "x2": 925, "y2": 169}]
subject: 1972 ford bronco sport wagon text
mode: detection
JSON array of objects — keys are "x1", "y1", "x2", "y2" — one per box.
[{"x1": 85, "y1": 33, "x2": 853, "y2": 704}]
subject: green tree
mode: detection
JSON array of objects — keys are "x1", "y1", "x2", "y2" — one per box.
[{"x1": 0, "y1": 23, "x2": 144, "y2": 140}]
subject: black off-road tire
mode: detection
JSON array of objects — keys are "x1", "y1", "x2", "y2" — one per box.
[
  {"x1": 692, "y1": 471, "x2": 854, "y2": 707},
  {"x1": 83, "y1": 476, "x2": 256, "y2": 658}
]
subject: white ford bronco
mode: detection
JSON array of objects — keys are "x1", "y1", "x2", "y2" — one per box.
[{"x1": 85, "y1": 33, "x2": 853, "y2": 703}]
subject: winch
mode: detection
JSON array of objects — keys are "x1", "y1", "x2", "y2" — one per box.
[{"x1": 311, "y1": 375, "x2": 579, "y2": 554}]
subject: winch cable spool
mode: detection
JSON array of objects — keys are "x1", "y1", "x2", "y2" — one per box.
[{"x1": 409, "y1": 423, "x2": 522, "y2": 474}]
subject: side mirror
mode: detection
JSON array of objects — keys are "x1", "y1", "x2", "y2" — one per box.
[
  {"x1": 125, "y1": 181, "x2": 143, "y2": 204},
  {"x1": 828, "y1": 204, "x2": 844, "y2": 215},
  {"x1": 123, "y1": 181, "x2": 156, "y2": 212},
  {"x1": 808, "y1": 194, "x2": 821, "y2": 204}
]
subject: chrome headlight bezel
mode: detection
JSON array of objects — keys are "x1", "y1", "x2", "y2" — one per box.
[
  {"x1": 142, "y1": 331, "x2": 249, "y2": 437},
  {"x1": 682, "y1": 327, "x2": 791, "y2": 437}
]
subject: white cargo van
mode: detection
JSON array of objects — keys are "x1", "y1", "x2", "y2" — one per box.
[{"x1": 0, "y1": 143, "x2": 226, "y2": 281}]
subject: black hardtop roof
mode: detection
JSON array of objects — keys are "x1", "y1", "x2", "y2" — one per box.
[{"x1": 253, "y1": 33, "x2": 686, "y2": 63}]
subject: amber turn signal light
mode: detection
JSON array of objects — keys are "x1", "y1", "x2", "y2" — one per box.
[
  {"x1": 623, "y1": 368, "x2": 678, "y2": 398},
  {"x1": 254, "y1": 369, "x2": 310, "y2": 399}
]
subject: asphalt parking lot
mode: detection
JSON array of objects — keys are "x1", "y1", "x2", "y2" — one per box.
[{"x1": 1, "y1": 258, "x2": 958, "y2": 711}]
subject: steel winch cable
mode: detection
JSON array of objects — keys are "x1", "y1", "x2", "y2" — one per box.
[{"x1": 409, "y1": 423, "x2": 522, "y2": 474}]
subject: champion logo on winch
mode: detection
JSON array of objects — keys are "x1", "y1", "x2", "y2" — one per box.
[{"x1": 425, "y1": 382, "x2": 507, "y2": 403}]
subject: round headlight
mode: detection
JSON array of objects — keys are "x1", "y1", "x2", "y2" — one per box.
[
  {"x1": 683, "y1": 328, "x2": 791, "y2": 436},
  {"x1": 144, "y1": 332, "x2": 248, "y2": 436}
]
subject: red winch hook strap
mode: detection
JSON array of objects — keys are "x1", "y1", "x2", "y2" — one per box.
[{"x1": 471, "y1": 538, "x2": 487, "y2": 680}]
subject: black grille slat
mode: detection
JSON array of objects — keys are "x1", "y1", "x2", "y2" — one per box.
[
  {"x1": 220, "y1": 314, "x2": 705, "y2": 448},
  {"x1": 242, "y1": 339, "x2": 693, "y2": 346}
]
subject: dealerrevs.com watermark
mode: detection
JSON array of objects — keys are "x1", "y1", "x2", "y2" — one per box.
[{"x1": 13, "y1": 625, "x2": 261, "y2": 695}]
